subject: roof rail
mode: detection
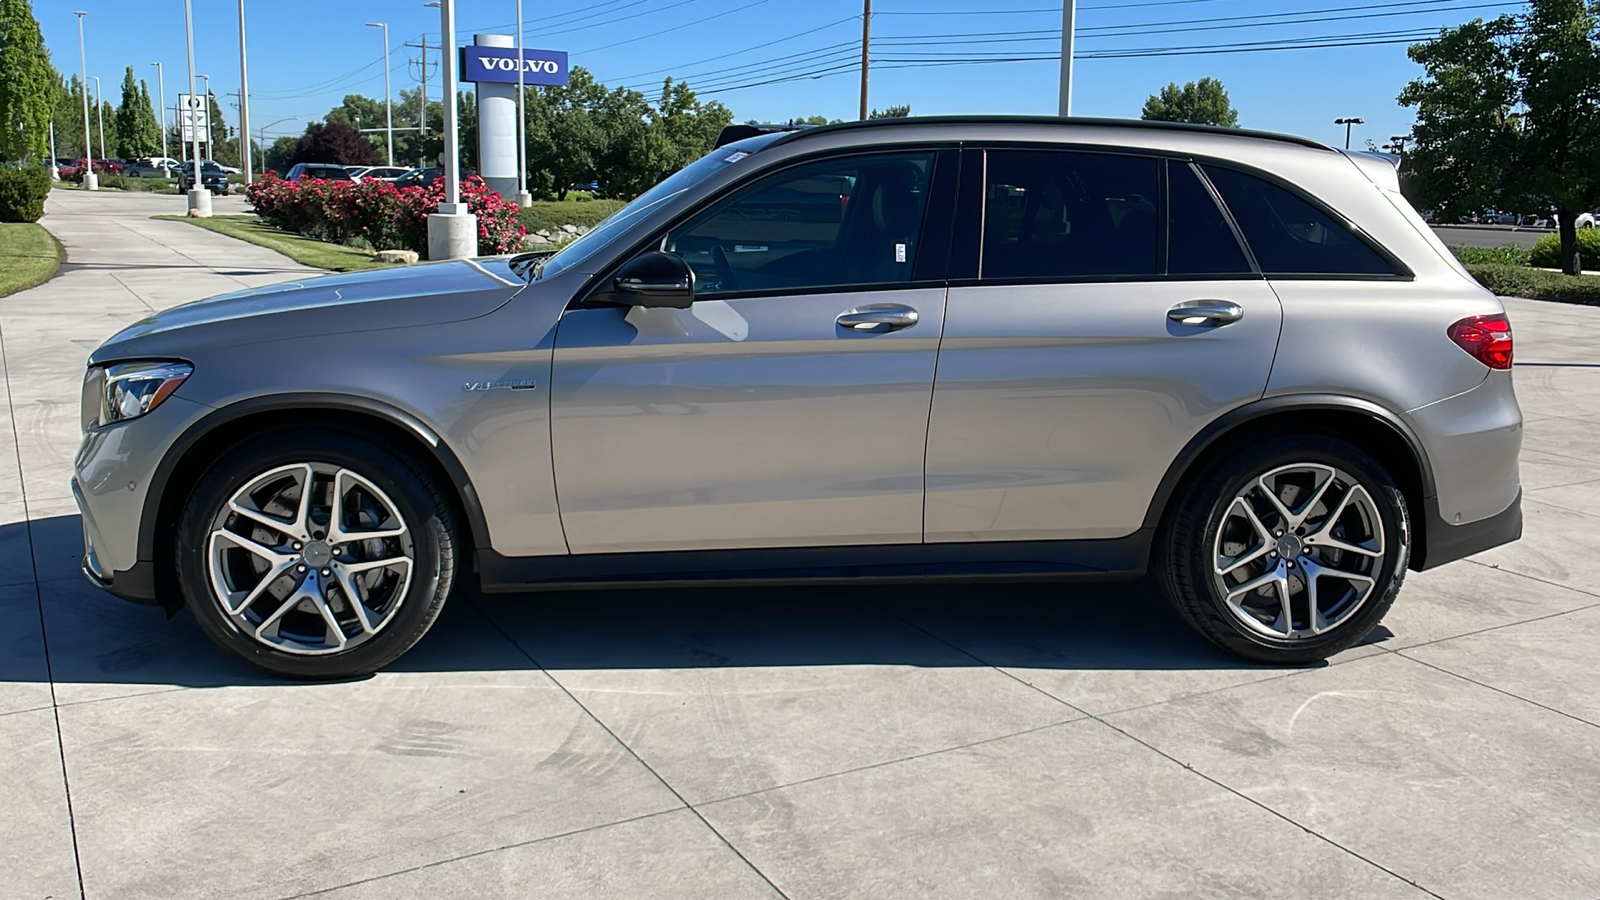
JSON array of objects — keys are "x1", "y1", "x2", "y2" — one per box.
[
  {"x1": 713, "y1": 123, "x2": 813, "y2": 149},
  {"x1": 766, "y1": 115, "x2": 1331, "y2": 152}
]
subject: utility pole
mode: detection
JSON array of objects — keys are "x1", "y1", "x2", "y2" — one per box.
[
  {"x1": 239, "y1": 0, "x2": 253, "y2": 183},
  {"x1": 858, "y1": 0, "x2": 870, "y2": 120},
  {"x1": 366, "y1": 22, "x2": 394, "y2": 166},
  {"x1": 151, "y1": 62, "x2": 167, "y2": 160},
  {"x1": 226, "y1": 92, "x2": 243, "y2": 167},
  {"x1": 74, "y1": 11, "x2": 97, "y2": 190},
  {"x1": 1334, "y1": 116, "x2": 1363, "y2": 150},
  {"x1": 1058, "y1": 0, "x2": 1075, "y2": 116}
]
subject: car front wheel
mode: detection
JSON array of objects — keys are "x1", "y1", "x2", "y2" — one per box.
[
  {"x1": 176, "y1": 430, "x2": 458, "y2": 679},
  {"x1": 1159, "y1": 435, "x2": 1409, "y2": 664}
]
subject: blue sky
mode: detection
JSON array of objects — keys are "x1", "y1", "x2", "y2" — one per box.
[{"x1": 39, "y1": 0, "x2": 1527, "y2": 149}]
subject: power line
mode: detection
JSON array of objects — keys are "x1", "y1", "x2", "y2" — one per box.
[
  {"x1": 610, "y1": 13, "x2": 859, "y2": 84},
  {"x1": 574, "y1": 0, "x2": 779, "y2": 54}
]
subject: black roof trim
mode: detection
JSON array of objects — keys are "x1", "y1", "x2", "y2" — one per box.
[{"x1": 766, "y1": 116, "x2": 1332, "y2": 152}]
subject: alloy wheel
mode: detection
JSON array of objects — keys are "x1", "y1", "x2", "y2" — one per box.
[
  {"x1": 1211, "y1": 463, "x2": 1385, "y2": 640},
  {"x1": 207, "y1": 463, "x2": 414, "y2": 656}
]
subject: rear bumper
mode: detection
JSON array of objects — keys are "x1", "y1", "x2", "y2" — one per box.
[{"x1": 1415, "y1": 489, "x2": 1522, "y2": 570}]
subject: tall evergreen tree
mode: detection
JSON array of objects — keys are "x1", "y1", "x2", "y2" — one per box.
[
  {"x1": 137, "y1": 80, "x2": 163, "y2": 157},
  {"x1": 113, "y1": 66, "x2": 147, "y2": 158},
  {"x1": 54, "y1": 75, "x2": 87, "y2": 159},
  {"x1": 0, "y1": 0, "x2": 56, "y2": 162}
]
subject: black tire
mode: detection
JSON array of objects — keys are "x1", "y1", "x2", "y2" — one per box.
[
  {"x1": 176, "y1": 429, "x2": 458, "y2": 679},
  {"x1": 1158, "y1": 434, "x2": 1410, "y2": 664}
]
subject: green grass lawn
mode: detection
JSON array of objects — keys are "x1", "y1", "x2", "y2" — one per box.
[
  {"x1": 152, "y1": 214, "x2": 396, "y2": 272},
  {"x1": 517, "y1": 198, "x2": 625, "y2": 232},
  {"x1": 0, "y1": 223, "x2": 64, "y2": 297}
]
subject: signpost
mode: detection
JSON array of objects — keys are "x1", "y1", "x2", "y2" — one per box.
[
  {"x1": 177, "y1": 92, "x2": 211, "y2": 145},
  {"x1": 458, "y1": 46, "x2": 569, "y2": 87}
]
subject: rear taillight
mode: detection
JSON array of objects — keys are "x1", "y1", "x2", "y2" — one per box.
[{"x1": 1448, "y1": 314, "x2": 1514, "y2": 370}]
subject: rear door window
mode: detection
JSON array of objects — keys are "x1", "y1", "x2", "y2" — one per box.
[
  {"x1": 1202, "y1": 165, "x2": 1398, "y2": 276},
  {"x1": 1168, "y1": 161, "x2": 1254, "y2": 277},
  {"x1": 980, "y1": 150, "x2": 1159, "y2": 280}
]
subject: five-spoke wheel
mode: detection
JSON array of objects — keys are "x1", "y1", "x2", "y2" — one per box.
[
  {"x1": 178, "y1": 430, "x2": 457, "y2": 679},
  {"x1": 1160, "y1": 435, "x2": 1409, "y2": 664}
]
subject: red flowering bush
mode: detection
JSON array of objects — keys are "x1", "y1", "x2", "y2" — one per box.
[{"x1": 245, "y1": 171, "x2": 524, "y2": 259}]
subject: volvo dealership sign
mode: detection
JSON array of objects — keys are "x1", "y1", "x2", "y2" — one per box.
[{"x1": 459, "y1": 46, "x2": 569, "y2": 86}]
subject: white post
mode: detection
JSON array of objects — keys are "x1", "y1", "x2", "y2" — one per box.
[
  {"x1": 49, "y1": 122, "x2": 59, "y2": 180},
  {"x1": 74, "y1": 11, "x2": 98, "y2": 190},
  {"x1": 515, "y1": 0, "x2": 531, "y2": 207},
  {"x1": 91, "y1": 76, "x2": 106, "y2": 165},
  {"x1": 427, "y1": 0, "x2": 477, "y2": 260},
  {"x1": 239, "y1": 0, "x2": 253, "y2": 184},
  {"x1": 184, "y1": 0, "x2": 211, "y2": 215},
  {"x1": 1058, "y1": 0, "x2": 1075, "y2": 117},
  {"x1": 366, "y1": 22, "x2": 394, "y2": 166},
  {"x1": 152, "y1": 62, "x2": 167, "y2": 161}
]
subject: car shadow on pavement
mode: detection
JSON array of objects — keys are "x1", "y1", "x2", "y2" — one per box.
[{"x1": 7, "y1": 515, "x2": 1387, "y2": 688}]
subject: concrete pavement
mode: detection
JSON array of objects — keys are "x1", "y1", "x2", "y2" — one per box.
[{"x1": 3, "y1": 188, "x2": 1599, "y2": 899}]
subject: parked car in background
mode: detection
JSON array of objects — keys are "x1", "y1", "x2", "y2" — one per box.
[
  {"x1": 178, "y1": 160, "x2": 229, "y2": 195},
  {"x1": 284, "y1": 163, "x2": 354, "y2": 182},
  {"x1": 124, "y1": 159, "x2": 178, "y2": 178},
  {"x1": 349, "y1": 165, "x2": 409, "y2": 182},
  {"x1": 74, "y1": 117, "x2": 1523, "y2": 678},
  {"x1": 391, "y1": 167, "x2": 476, "y2": 190},
  {"x1": 98, "y1": 158, "x2": 125, "y2": 174}
]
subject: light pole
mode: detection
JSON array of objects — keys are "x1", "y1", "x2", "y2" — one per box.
[
  {"x1": 90, "y1": 76, "x2": 107, "y2": 165},
  {"x1": 151, "y1": 62, "x2": 168, "y2": 160},
  {"x1": 238, "y1": 0, "x2": 253, "y2": 183},
  {"x1": 365, "y1": 22, "x2": 394, "y2": 166},
  {"x1": 426, "y1": 0, "x2": 476, "y2": 260},
  {"x1": 1059, "y1": 0, "x2": 1076, "y2": 116},
  {"x1": 515, "y1": 0, "x2": 531, "y2": 206},
  {"x1": 1334, "y1": 116, "x2": 1364, "y2": 150},
  {"x1": 74, "y1": 11, "x2": 97, "y2": 190},
  {"x1": 184, "y1": 0, "x2": 210, "y2": 215},
  {"x1": 198, "y1": 73, "x2": 211, "y2": 161}
]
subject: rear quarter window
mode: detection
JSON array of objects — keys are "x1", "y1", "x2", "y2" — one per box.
[{"x1": 1202, "y1": 165, "x2": 1399, "y2": 277}]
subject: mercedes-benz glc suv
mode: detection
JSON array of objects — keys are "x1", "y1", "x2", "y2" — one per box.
[{"x1": 74, "y1": 117, "x2": 1522, "y2": 678}]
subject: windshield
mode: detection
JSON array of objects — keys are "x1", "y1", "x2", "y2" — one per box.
[{"x1": 535, "y1": 133, "x2": 785, "y2": 281}]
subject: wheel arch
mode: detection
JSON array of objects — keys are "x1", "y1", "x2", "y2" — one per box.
[
  {"x1": 141, "y1": 394, "x2": 491, "y2": 608},
  {"x1": 1142, "y1": 394, "x2": 1434, "y2": 569}
]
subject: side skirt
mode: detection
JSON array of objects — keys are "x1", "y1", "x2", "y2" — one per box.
[{"x1": 478, "y1": 531, "x2": 1153, "y2": 593}]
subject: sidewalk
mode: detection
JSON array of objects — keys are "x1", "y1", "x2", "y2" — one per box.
[{"x1": 4, "y1": 189, "x2": 1600, "y2": 900}]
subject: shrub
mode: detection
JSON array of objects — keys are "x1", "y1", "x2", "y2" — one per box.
[
  {"x1": 1465, "y1": 262, "x2": 1600, "y2": 306},
  {"x1": 244, "y1": 171, "x2": 524, "y2": 258},
  {"x1": 0, "y1": 167, "x2": 50, "y2": 223},
  {"x1": 1528, "y1": 228, "x2": 1600, "y2": 270},
  {"x1": 1450, "y1": 244, "x2": 1530, "y2": 267},
  {"x1": 517, "y1": 199, "x2": 626, "y2": 232}
]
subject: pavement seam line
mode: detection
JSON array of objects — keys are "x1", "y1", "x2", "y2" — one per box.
[
  {"x1": 0, "y1": 304, "x2": 89, "y2": 900},
  {"x1": 873, "y1": 602, "x2": 1445, "y2": 899},
  {"x1": 106, "y1": 271, "x2": 155, "y2": 313},
  {"x1": 1393, "y1": 650, "x2": 1600, "y2": 731},
  {"x1": 1386, "y1": 597, "x2": 1600, "y2": 652},
  {"x1": 274, "y1": 806, "x2": 687, "y2": 900},
  {"x1": 466, "y1": 594, "x2": 796, "y2": 900},
  {"x1": 1464, "y1": 557, "x2": 1600, "y2": 601}
]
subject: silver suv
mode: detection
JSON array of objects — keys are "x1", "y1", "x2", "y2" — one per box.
[{"x1": 75, "y1": 118, "x2": 1522, "y2": 678}]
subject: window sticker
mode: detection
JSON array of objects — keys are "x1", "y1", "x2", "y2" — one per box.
[
  {"x1": 895, "y1": 243, "x2": 907, "y2": 263},
  {"x1": 724, "y1": 150, "x2": 750, "y2": 163}
]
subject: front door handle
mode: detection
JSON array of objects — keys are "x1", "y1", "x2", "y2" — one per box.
[
  {"x1": 837, "y1": 304, "x2": 919, "y2": 332},
  {"x1": 1168, "y1": 299, "x2": 1244, "y2": 327}
]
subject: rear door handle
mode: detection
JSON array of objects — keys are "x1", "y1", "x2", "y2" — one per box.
[
  {"x1": 1168, "y1": 299, "x2": 1244, "y2": 327},
  {"x1": 837, "y1": 303, "x2": 919, "y2": 332}
]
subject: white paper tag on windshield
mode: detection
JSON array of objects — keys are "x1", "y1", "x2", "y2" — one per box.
[
  {"x1": 895, "y1": 243, "x2": 907, "y2": 263},
  {"x1": 724, "y1": 150, "x2": 749, "y2": 163}
]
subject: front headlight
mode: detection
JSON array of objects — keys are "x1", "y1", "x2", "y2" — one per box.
[{"x1": 94, "y1": 361, "x2": 193, "y2": 426}]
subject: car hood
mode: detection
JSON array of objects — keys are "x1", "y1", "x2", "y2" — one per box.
[{"x1": 91, "y1": 257, "x2": 526, "y2": 364}]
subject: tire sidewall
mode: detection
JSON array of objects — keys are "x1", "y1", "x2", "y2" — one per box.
[
  {"x1": 177, "y1": 431, "x2": 452, "y2": 679},
  {"x1": 1184, "y1": 436, "x2": 1410, "y2": 661}
]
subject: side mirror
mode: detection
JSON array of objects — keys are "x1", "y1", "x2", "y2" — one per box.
[{"x1": 613, "y1": 251, "x2": 694, "y2": 309}]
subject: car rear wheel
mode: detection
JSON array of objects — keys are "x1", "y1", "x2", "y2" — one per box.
[
  {"x1": 176, "y1": 430, "x2": 458, "y2": 679},
  {"x1": 1159, "y1": 435, "x2": 1409, "y2": 664}
]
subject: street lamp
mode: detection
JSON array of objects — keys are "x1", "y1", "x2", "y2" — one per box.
[
  {"x1": 238, "y1": 0, "x2": 253, "y2": 183},
  {"x1": 183, "y1": 0, "x2": 211, "y2": 215},
  {"x1": 365, "y1": 22, "x2": 394, "y2": 167},
  {"x1": 426, "y1": 0, "x2": 477, "y2": 260},
  {"x1": 74, "y1": 11, "x2": 98, "y2": 190},
  {"x1": 151, "y1": 62, "x2": 167, "y2": 160},
  {"x1": 1334, "y1": 116, "x2": 1364, "y2": 150},
  {"x1": 90, "y1": 75, "x2": 107, "y2": 166}
]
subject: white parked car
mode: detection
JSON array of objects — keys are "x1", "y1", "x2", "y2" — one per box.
[{"x1": 348, "y1": 165, "x2": 410, "y2": 182}]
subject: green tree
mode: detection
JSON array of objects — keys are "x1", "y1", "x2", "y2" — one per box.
[
  {"x1": 137, "y1": 80, "x2": 162, "y2": 157},
  {"x1": 0, "y1": 0, "x2": 55, "y2": 162},
  {"x1": 262, "y1": 134, "x2": 298, "y2": 172},
  {"x1": 54, "y1": 74, "x2": 88, "y2": 158},
  {"x1": 869, "y1": 105, "x2": 911, "y2": 119},
  {"x1": 112, "y1": 66, "x2": 160, "y2": 158},
  {"x1": 1140, "y1": 77, "x2": 1239, "y2": 127},
  {"x1": 393, "y1": 86, "x2": 444, "y2": 167},
  {"x1": 1400, "y1": 0, "x2": 1600, "y2": 274}
]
